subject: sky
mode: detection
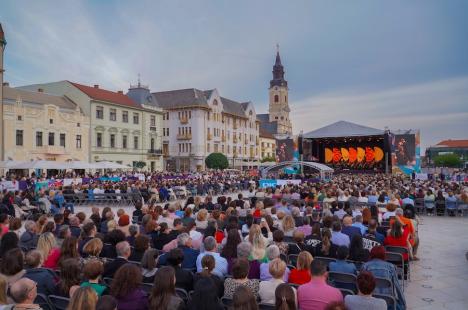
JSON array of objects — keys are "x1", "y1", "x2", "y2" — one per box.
[{"x1": 1, "y1": 0, "x2": 467, "y2": 152}]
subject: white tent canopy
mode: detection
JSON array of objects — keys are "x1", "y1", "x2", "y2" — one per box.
[{"x1": 3, "y1": 160, "x2": 132, "y2": 170}]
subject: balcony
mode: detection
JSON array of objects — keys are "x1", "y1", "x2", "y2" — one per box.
[
  {"x1": 207, "y1": 133, "x2": 212, "y2": 140},
  {"x1": 180, "y1": 117, "x2": 189, "y2": 124},
  {"x1": 35, "y1": 146, "x2": 67, "y2": 155},
  {"x1": 149, "y1": 126, "x2": 157, "y2": 132},
  {"x1": 148, "y1": 149, "x2": 163, "y2": 158},
  {"x1": 176, "y1": 134, "x2": 192, "y2": 140}
]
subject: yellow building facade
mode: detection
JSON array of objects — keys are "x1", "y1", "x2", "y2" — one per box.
[
  {"x1": 260, "y1": 132, "x2": 276, "y2": 160},
  {"x1": 3, "y1": 87, "x2": 90, "y2": 162}
]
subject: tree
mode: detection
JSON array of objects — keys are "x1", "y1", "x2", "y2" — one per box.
[
  {"x1": 205, "y1": 153, "x2": 229, "y2": 170},
  {"x1": 433, "y1": 153, "x2": 462, "y2": 168},
  {"x1": 261, "y1": 156, "x2": 276, "y2": 163},
  {"x1": 134, "y1": 161, "x2": 147, "y2": 169}
]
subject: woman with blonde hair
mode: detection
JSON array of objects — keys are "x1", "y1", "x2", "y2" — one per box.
[
  {"x1": 288, "y1": 251, "x2": 313, "y2": 285},
  {"x1": 67, "y1": 286, "x2": 98, "y2": 310},
  {"x1": 282, "y1": 215, "x2": 296, "y2": 237},
  {"x1": 247, "y1": 224, "x2": 271, "y2": 262},
  {"x1": 82, "y1": 238, "x2": 107, "y2": 265},
  {"x1": 195, "y1": 209, "x2": 208, "y2": 229},
  {"x1": 37, "y1": 232, "x2": 61, "y2": 269}
]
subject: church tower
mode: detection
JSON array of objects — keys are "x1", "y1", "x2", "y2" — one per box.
[
  {"x1": 0, "y1": 23, "x2": 6, "y2": 161},
  {"x1": 268, "y1": 46, "x2": 292, "y2": 135}
]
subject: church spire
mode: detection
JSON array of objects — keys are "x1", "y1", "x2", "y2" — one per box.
[{"x1": 270, "y1": 44, "x2": 287, "y2": 88}]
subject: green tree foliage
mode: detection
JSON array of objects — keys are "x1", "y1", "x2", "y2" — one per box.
[
  {"x1": 134, "y1": 161, "x2": 147, "y2": 169},
  {"x1": 205, "y1": 153, "x2": 229, "y2": 169},
  {"x1": 433, "y1": 153, "x2": 462, "y2": 167},
  {"x1": 261, "y1": 156, "x2": 276, "y2": 163}
]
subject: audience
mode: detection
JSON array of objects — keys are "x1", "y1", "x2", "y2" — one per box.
[
  {"x1": 288, "y1": 251, "x2": 313, "y2": 285},
  {"x1": 193, "y1": 254, "x2": 223, "y2": 297},
  {"x1": 259, "y1": 258, "x2": 291, "y2": 304},
  {"x1": 149, "y1": 266, "x2": 185, "y2": 310},
  {"x1": 232, "y1": 285, "x2": 258, "y2": 310},
  {"x1": 224, "y1": 258, "x2": 260, "y2": 299},
  {"x1": 81, "y1": 259, "x2": 107, "y2": 296},
  {"x1": 103, "y1": 241, "x2": 131, "y2": 278},
  {"x1": 275, "y1": 283, "x2": 297, "y2": 310},
  {"x1": 329, "y1": 246, "x2": 357, "y2": 275},
  {"x1": 196, "y1": 237, "x2": 228, "y2": 278},
  {"x1": 297, "y1": 260, "x2": 343, "y2": 310},
  {"x1": 67, "y1": 286, "x2": 98, "y2": 310},
  {"x1": 9, "y1": 278, "x2": 41, "y2": 310},
  {"x1": 23, "y1": 250, "x2": 57, "y2": 295},
  {"x1": 344, "y1": 271, "x2": 387, "y2": 310},
  {"x1": 110, "y1": 263, "x2": 148, "y2": 310},
  {"x1": 187, "y1": 277, "x2": 224, "y2": 310}
]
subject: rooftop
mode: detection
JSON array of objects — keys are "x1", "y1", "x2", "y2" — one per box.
[
  {"x1": 433, "y1": 139, "x2": 468, "y2": 148},
  {"x1": 69, "y1": 82, "x2": 140, "y2": 108}
]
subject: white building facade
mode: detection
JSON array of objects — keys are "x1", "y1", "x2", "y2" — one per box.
[{"x1": 138, "y1": 88, "x2": 260, "y2": 171}]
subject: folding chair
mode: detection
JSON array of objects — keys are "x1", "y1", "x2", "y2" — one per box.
[
  {"x1": 414, "y1": 198, "x2": 425, "y2": 215},
  {"x1": 373, "y1": 293, "x2": 396, "y2": 310},
  {"x1": 221, "y1": 296, "x2": 233, "y2": 308},
  {"x1": 103, "y1": 277, "x2": 114, "y2": 286},
  {"x1": 385, "y1": 252, "x2": 406, "y2": 289},
  {"x1": 34, "y1": 293, "x2": 54, "y2": 310},
  {"x1": 327, "y1": 272, "x2": 358, "y2": 293},
  {"x1": 314, "y1": 256, "x2": 336, "y2": 269},
  {"x1": 385, "y1": 246, "x2": 411, "y2": 281},
  {"x1": 48, "y1": 295, "x2": 70, "y2": 310},
  {"x1": 176, "y1": 288, "x2": 189, "y2": 303},
  {"x1": 339, "y1": 288, "x2": 355, "y2": 297},
  {"x1": 259, "y1": 303, "x2": 276, "y2": 310},
  {"x1": 374, "y1": 277, "x2": 395, "y2": 298},
  {"x1": 288, "y1": 254, "x2": 299, "y2": 266}
]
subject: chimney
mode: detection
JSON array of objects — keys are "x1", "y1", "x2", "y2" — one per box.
[
  {"x1": 3, "y1": 82, "x2": 9, "y2": 87},
  {"x1": 94, "y1": 84, "x2": 99, "y2": 89},
  {"x1": 117, "y1": 90, "x2": 123, "y2": 94},
  {"x1": 38, "y1": 88, "x2": 44, "y2": 93}
]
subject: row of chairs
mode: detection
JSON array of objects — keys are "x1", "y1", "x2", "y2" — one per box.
[{"x1": 62, "y1": 193, "x2": 142, "y2": 206}]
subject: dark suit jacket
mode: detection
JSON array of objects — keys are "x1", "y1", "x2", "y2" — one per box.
[
  {"x1": 342, "y1": 226, "x2": 362, "y2": 240},
  {"x1": 103, "y1": 257, "x2": 128, "y2": 278}
]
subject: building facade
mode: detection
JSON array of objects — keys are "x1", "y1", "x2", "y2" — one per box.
[
  {"x1": 3, "y1": 87, "x2": 90, "y2": 162},
  {"x1": 19, "y1": 81, "x2": 164, "y2": 171},
  {"x1": 128, "y1": 87, "x2": 260, "y2": 171},
  {"x1": 259, "y1": 130, "x2": 276, "y2": 160},
  {"x1": 258, "y1": 48, "x2": 293, "y2": 137},
  {"x1": 425, "y1": 139, "x2": 468, "y2": 168}
]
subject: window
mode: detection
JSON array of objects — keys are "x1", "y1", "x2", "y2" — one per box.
[
  {"x1": 110, "y1": 134, "x2": 115, "y2": 148},
  {"x1": 122, "y1": 111, "x2": 128, "y2": 123},
  {"x1": 96, "y1": 106, "x2": 103, "y2": 119},
  {"x1": 150, "y1": 115, "x2": 156, "y2": 127},
  {"x1": 166, "y1": 128, "x2": 169, "y2": 136},
  {"x1": 122, "y1": 135, "x2": 127, "y2": 149},
  {"x1": 150, "y1": 138, "x2": 155, "y2": 150},
  {"x1": 77, "y1": 123, "x2": 80, "y2": 127},
  {"x1": 134, "y1": 136, "x2": 138, "y2": 149},
  {"x1": 274, "y1": 95, "x2": 279, "y2": 103},
  {"x1": 16, "y1": 130, "x2": 23, "y2": 146},
  {"x1": 76, "y1": 135, "x2": 82, "y2": 148},
  {"x1": 60, "y1": 133, "x2": 66, "y2": 147},
  {"x1": 133, "y1": 113, "x2": 139, "y2": 124},
  {"x1": 36, "y1": 132, "x2": 43, "y2": 147},
  {"x1": 17, "y1": 115, "x2": 22, "y2": 121},
  {"x1": 207, "y1": 143, "x2": 210, "y2": 152},
  {"x1": 48, "y1": 132, "x2": 55, "y2": 146},
  {"x1": 110, "y1": 108, "x2": 117, "y2": 121},
  {"x1": 96, "y1": 133, "x2": 102, "y2": 147}
]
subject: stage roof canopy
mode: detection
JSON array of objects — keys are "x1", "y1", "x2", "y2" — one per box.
[{"x1": 303, "y1": 121, "x2": 384, "y2": 139}]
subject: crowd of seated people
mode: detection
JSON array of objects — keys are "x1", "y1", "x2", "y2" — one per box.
[{"x1": 0, "y1": 173, "x2": 465, "y2": 309}]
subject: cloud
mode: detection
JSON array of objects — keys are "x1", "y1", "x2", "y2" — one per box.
[{"x1": 291, "y1": 77, "x2": 468, "y2": 151}]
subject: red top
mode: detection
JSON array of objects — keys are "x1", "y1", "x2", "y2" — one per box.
[
  {"x1": 384, "y1": 228, "x2": 410, "y2": 260},
  {"x1": 253, "y1": 209, "x2": 261, "y2": 218},
  {"x1": 288, "y1": 269, "x2": 311, "y2": 285},
  {"x1": 43, "y1": 248, "x2": 61, "y2": 269},
  {"x1": 215, "y1": 230, "x2": 224, "y2": 244}
]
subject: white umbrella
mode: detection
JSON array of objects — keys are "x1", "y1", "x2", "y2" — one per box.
[
  {"x1": 11, "y1": 160, "x2": 62, "y2": 169},
  {"x1": 0, "y1": 160, "x2": 27, "y2": 168},
  {"x1": 93, "y1": 161, "x2": 131, "y2": 169},
  {"x1": 63, "y1": 160, "x2": 95, "y2": 169}
]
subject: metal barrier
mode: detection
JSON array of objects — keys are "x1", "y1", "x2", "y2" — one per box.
[{"x1": 62, "y1": 193, "x2": 142, "y2": 206}]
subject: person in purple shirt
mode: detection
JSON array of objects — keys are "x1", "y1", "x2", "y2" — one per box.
[
  {"x1": 260, "y1": 245, "x2": 290, "y2": 282},
  {"x1": 297, "y1": 259, "x2": 343, "y2": 310},
  {"x1": 331, "y1": 221, "x2": 350, "y2": 248},
  {"x1": 109, "y1": 263, "x2": 148, "y2": 310}
]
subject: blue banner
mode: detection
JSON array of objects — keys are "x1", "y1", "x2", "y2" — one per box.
[{"x1": 259, "y1": 179, "x2": 277, "y2": 188}]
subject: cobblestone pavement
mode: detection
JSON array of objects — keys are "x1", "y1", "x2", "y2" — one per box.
[{"x1": 406, "y1": 215, "x2": 468, "y2": 310}]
